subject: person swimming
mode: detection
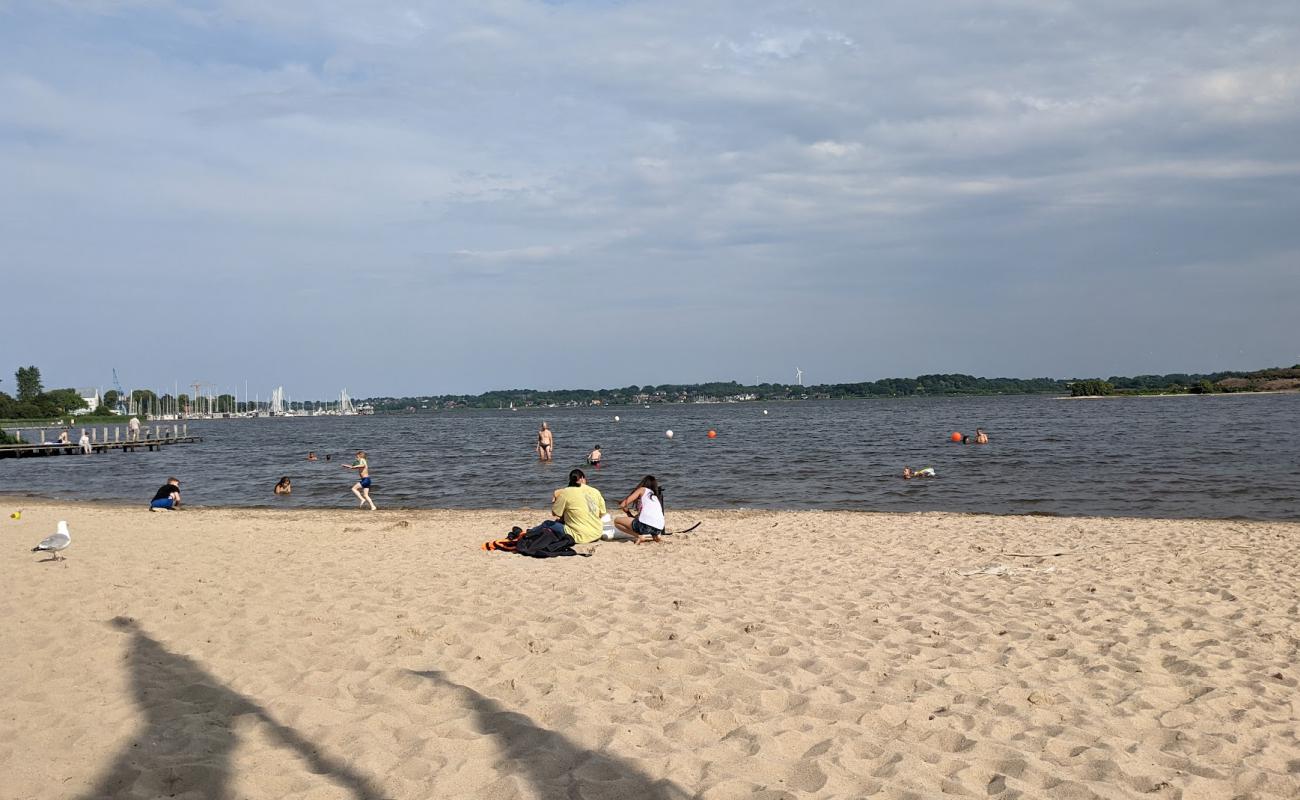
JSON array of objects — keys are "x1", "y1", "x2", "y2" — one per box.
[
  {"x1": 274, "y1": 476, "x2": 292, "y2": 495},
  {"x1": 903, "y1": 466, "x2": 936, "y2": 479},
  {"x1": 587, "y1": 444, "x2": 602, "y2": 467}
]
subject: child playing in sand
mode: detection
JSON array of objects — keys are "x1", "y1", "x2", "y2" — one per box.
[{"x1": 344, "y1": 451, "x2": 377, "y2": 510}]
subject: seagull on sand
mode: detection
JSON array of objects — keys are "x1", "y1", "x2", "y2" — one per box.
[{"x1": 32, "y1": 521, "x2": 71, "y2": 561}]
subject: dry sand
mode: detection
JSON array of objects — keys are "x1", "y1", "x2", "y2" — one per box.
[{"x1": 2, "y1": 499, "x2": 1299, "y2": 799}]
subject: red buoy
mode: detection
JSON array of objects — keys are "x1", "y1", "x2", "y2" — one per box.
[
  {"x1": 707, "y1": 429, "x2": 717, "y2": 438},
  {"x1": 950, "y1": 431, "x2": 963, "y2": 442}
]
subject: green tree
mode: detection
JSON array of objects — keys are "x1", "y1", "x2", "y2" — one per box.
[
  {"x1": 102, "y1": 389, "x2": 121, "y2": 410},
  {"x1": 15, "y1": 366, "x2": 42, "y2": 401},
  {"x1": 1070, "y1": 380, "x2": 1115, "y2": 397},
  {"x1": 131, "y1": 389, "x2": 158, "y2": 414},
  {"x1": 43, "y1": 388, "x2": 88, "y2": 415}
]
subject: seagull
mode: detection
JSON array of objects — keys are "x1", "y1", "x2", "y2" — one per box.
[{"x1": 32, "y1": 521, "x2": 71, "y2": 561}]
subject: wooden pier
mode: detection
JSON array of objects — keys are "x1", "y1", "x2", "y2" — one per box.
[{"x1": 0, "y1": 424, "x2": 203, "y2": 459}]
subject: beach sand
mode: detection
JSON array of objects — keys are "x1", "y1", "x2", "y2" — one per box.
[{"x1": 2, "y1": 500, "x2": 1298, "y2": 799}]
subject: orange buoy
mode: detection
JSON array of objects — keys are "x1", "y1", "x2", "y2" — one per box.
[
  {"x1": 707, "y1": 429, "x2": 717, "y2": 438},
  {"x1": 950, "y1": 431, "x2": 963, "y2": 442}
]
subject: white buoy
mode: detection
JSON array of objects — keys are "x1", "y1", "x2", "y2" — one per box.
[
  {"x1": 614, "y1": 415, "x2": 620, "y2": 422},
  {"x1": 665, "y1": 430, "x2": 674, "y2": 439},
  {"x1": 763, "y1": 409, "x2": 769, "y2": 415}
]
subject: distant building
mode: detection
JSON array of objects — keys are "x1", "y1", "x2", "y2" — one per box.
[{"x1": 75, "y1": 387, "x2": 101, "y2": 415}]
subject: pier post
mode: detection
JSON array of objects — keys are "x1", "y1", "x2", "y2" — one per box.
[
  {"x1": 172, "y1": 424, "x2": 178, "y2": 439},
  {"x1": 14, "y1": 430, "x2": 21, "y2": 443},
  {"x1": 92, "y1": 428, "x2": 98, "y2": 443},
  {"x1": 183, "y1": 423, "x2": 188, "y2": 437},
  {"x1": 115, "y1": 427, "x2": 120, "y2": 443},
  {"x1": 39, "y1": 429, "x2": 46, "y2": 444}
]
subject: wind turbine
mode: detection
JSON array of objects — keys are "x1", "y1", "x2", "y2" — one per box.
[{"x1": 795, "y1": 367, "x2": 804, "y2": 386}]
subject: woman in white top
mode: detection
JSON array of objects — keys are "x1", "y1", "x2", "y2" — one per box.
[{"x1": 614, "y1": 475, "x2": 666, "y2": 544}]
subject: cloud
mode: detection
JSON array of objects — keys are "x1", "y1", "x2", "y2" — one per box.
[{"x1": 2, "y1": 0, "x2": 1298, "y2": 394}]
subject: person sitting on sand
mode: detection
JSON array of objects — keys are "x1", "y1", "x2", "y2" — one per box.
[
  {"x1": 507, "y1": 468, "x2": 607, "y2": 550},
  {"x1": 551, "y1": 468, "x2": 606, "y2": 544},
  {"x1": 614, "y1": 475, "x2": 667, "y2": 544},
  {"x1": 274, "y1": 476, "x2": 292, "y2": 495},
  {"x1": 587, "y1": 444, "x2": 602, "y2": 468},
  {"x1": 975, "y1": 428, "x2": 989, "y2": 444},
  {"x1": 903, "y1": 467, "x2": 936, "y2": 479},
  {"x1": 150, "y1": 477, "x2": 182, "y2": 511}
]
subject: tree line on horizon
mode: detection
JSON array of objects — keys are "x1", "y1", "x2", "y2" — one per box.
[
  {"x1": 360, "y1": 365, "x2": 1300, "y2": 410},
  {"x1": 4, "y1": 363, "x2": 1295, "y2": 430}
]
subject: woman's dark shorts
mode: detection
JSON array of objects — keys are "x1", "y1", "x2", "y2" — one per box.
[{"x1": 631, "y1": 519, "x2": 663, "y2": 537}]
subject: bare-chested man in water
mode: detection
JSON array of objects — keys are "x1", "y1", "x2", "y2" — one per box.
[{"x1": 537, "y1": 422, "x2": 554, "y2": 462}]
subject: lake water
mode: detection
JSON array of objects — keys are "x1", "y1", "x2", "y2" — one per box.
[{"x1": 3, "y1": 394, "x2": 1298, "y2": 520}]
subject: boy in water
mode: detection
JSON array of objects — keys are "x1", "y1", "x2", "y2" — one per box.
[
  {"x1": 345, "y1": 450, "x2": 377, "y2": 510},
  {"x1": 587, "y1": 444, "x2": 602, "y2": 468}
]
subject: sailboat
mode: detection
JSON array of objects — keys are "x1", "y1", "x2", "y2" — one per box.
[{"x1": 269, "y1": 386, "x2": 286, "y2": 416}]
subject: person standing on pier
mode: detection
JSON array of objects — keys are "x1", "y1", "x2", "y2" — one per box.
[
  {"x1": 128, "y1": 416, "x2": 141, "y2": 442},
  {"x1": 345, "y1": 451, "x2": 377, "y2": 510}
]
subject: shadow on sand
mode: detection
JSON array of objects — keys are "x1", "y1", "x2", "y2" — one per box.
[
  {"x1": 411, "y1": 668, "x2": 693, "y2": 800},
  {"x1": 78, "y1": 616, "x2": 386, "y2": 799}
]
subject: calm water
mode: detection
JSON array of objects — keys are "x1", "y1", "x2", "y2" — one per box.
[{"x1": 3, "y1": 394, "x2": 1298, "y2": 519}]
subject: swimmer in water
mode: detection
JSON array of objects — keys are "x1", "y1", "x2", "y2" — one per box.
[
  {"x1": 975, "y1": 428, "x2": 989, "y2": 444},
  {"x1": 537, "y1": 422, "x2": 554, "y2": 462},
  {"x1": 903, "y1": 467, "x2": 936, "y2": 479},
  {"x1": 587, "y1": 444, "x2": 602, "y2": 468},
  {"x1": 274, "y1": 476, "x2": 292, "y2": 495}
]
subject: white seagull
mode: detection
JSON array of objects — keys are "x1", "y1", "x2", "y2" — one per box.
[{"x1": 32, "y1": 521, "x2": 71, "y2": 561}]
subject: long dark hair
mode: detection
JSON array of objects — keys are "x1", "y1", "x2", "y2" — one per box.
[
  {"x1": 637, "y1": 475, "x2": 663, "y2": 507},
  {"x1": 568, "y1": 468, "x2": 586, "y2": 487}
]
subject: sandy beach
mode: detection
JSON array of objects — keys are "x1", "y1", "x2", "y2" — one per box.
[{"x1": 2, "y1": 500, "x2": 1298, "y2": 799}]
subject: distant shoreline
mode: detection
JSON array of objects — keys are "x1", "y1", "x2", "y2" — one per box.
[{"x1": 1058, "y1": 389, "x2": 1299, "y2": 400}]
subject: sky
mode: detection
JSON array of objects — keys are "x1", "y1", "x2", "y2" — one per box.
[{"x1": 2, "y1": 1, "x2": 1298, "y2": 398}]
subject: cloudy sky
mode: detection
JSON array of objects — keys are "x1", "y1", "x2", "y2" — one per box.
[{"x1": 3, "y1": 1, "x2": 1298, "y2": 398}]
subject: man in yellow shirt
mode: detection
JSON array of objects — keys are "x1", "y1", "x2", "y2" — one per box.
[{"x1": 551, "y1": 468, "x2": 607, "y2": 544}]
